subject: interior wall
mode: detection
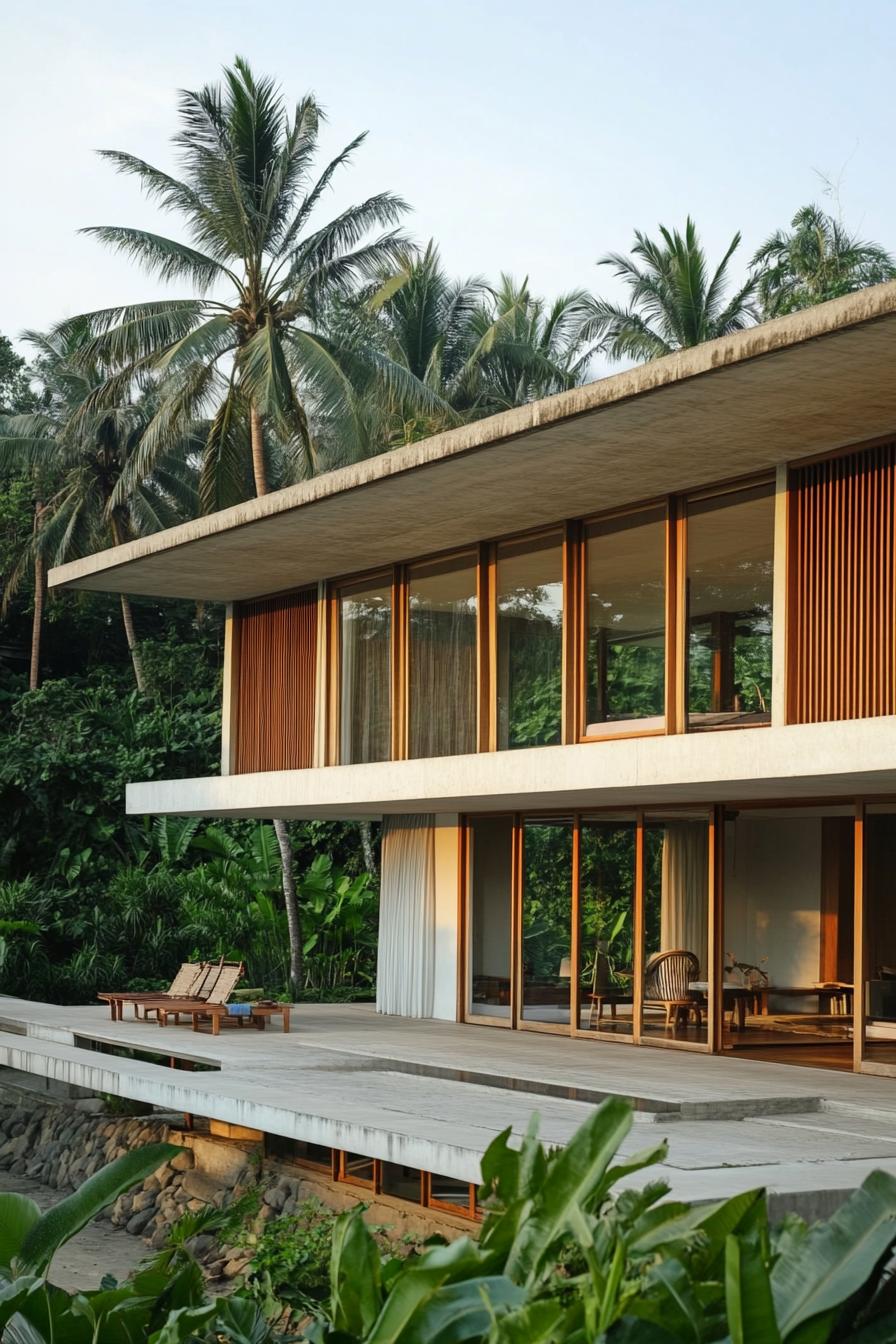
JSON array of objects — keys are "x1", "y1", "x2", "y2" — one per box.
[{"x1": 724, "y1": 816, "x2": 822, "y2": 991}]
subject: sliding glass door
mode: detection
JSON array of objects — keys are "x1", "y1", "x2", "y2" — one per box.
[
  {"x1": 576, "y1": 817, "x2": 636, "y2": 1036},
  {"x1": 463, "y1": 810, "x2": 714, "y2": 1050},
  {"x1": 520, "y1": 819, "x2": 573, "y2": 1029},
  {"x1": 641, "y1": 813, "x2": 710, "y2": 1045},
  {"x1": 466, "y1": 816, "x2": 513, "y2": 1024}
]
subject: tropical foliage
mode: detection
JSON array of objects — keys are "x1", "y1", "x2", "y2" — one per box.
[
  {"x1": 68, "y1": 56, "x2": 423, "y2": 506},
  {"x1": 0, "y1": 1142, "x2": 274, "y2": 1343},
  {"x1": 6, "y1": 1104, "x2": 896, "y2": 1342},
  {"x1": 753, "y1": 203, "x2": 896, "y2": 318},
  {"x1": 301, "y1": 1098, "x2": 896, "y2": 1342},
  {"x1": 591, "y1": 217, "x2": 759, "y2": 361},
  {"x1": 0, "y1": 656, "x2": 377, "y2": 1004}
]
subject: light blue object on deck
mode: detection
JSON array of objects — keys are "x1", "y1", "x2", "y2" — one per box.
[{"x1": 226, "y1": 1002, "x2": 252, "y2": 1016}]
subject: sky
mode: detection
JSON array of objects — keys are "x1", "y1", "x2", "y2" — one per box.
[{"x1": 2, "y1": 0, "x2": 896, "y2": 362}]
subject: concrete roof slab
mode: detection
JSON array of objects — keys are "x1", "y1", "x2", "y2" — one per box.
[{"x1": 48, "y1": 284, "x2": 896, "y2": 603}]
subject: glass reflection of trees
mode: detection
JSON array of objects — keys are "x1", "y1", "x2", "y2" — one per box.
[
  {"x1": 496, "y1": 536, "x2": 563, "y2": 749},
  {"x1": 578, "y1": 820, "x2": 635, "y2": 1034},
  {"x1": 687, "y1": 486, "x2": 774, "y2": 727},
  {"x1": 586, "y1": 508, "x2": 666, "y2": 732},
  {"x1": 521, "y1": 820, "x2": 572, "y2": 1023}
]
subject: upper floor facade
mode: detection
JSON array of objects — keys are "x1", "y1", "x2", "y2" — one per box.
[{"x1": 49, "y1": 283, "x2": 896, "y2": 819}]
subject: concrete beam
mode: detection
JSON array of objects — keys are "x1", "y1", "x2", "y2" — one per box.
[{"x1": 126, "y1": 717, "x2": 896, "y2": 819}]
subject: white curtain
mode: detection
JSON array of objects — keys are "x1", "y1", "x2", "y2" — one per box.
[
  {"x1": 376, "y1": 815, "x2": 436, "y2": 1017},
  {"x1": 660, "y1": 821, "x2": 709, "y2": 976}
]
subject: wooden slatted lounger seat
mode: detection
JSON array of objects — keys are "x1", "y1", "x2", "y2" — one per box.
[
  {"x1": 98, "y1": 961, "x2": 207, "y2": 1021},
  {"x1": 98, "y1": 959, "x2": 244, "y2": 1022},
  {"x1": 156, "y1": 1001, "x2": 291, "y2": 1035},
  {"x1": 149, "y1": 961, "x2": 246, "y2": 1032}
]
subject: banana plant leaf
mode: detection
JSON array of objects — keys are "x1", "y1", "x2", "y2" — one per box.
[
  {"x1": 771, "y1": 1170, "x2": 896, "y2": 1339},
  {"x1": 0, "y1": 1195, "x2": 41, "y2": 1273},
  {"x1": 724, "y1": 1232, "x2": 780, "y2": 1344},
  {"x1": 16, "y1": 1142, "x2": 178, "y2": 1275}
]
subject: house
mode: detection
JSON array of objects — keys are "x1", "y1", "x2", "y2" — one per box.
[{"x1": 48, "y1": 281, "x2": 896, "y2": 1083}]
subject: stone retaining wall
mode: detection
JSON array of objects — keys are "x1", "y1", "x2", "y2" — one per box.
[{"x1": 0, "y1": 1086, "x2": 472, "y2": 1282}]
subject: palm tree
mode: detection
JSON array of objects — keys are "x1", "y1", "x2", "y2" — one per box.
[
  {"x1": 469, "y1": 274, "x2": 598, "y2": 411},
  {"x1": 63, "y1": 58, "x2": 423, "y2": 510},
  {"x1": 0, "y1": 328, "x2": 197, "y2": 691},
  {"x1": 752, "y1": 204, "x2": 896, "y2": 318},
  {"x1": 340, "y1": 250, "x2": 599, "y2": 447},
  {"x1": 592, "y1": 217, "x2": 758, "y2": 363},
  {"x1": 340, "y1": 241, "x2": 487, "y2": 446}
]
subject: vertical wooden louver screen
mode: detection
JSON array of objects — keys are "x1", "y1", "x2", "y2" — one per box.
[
  {"x1": 788, "y1": 442, "x2": 896, "y2": 724},
  {"x1": 234, "y1": 589, "x2": 317, "y2": 773}
]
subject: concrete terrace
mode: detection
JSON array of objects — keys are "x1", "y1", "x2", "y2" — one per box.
[{"x1": 2, "y1": 998, "x2": 896, "y2": 1215}]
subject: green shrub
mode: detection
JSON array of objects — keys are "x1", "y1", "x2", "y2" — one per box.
[{"x1": 242, "y1": 1198, "x2": 339, "y2": 1316}]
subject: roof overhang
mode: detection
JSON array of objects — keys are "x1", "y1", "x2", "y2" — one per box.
[{"x1": 50, "y1": 283, "x2": 896, "y2": 603}]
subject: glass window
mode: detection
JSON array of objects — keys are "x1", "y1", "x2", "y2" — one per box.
[
  {"x1": 723, "y1": 805, "x2": 853, "y2": 1061},
  {"x1": 496, "y1": 533, "x2": 563, "y2": 749},
  {"x1": 521, "y1": 819, "x2": 573, "y2": 1025},
  {"x1": 578, "y1": 817, "x2": 636, "y2": 1036},
  {"x1": 468, "y1": 816, "x2": 513, "y2": 1020},
  {"x1": 264, "y1": 1135, "x2": 331, "y2": 1169},
  {"x1": 687, "y1": 484, "x2": 774, "y2": 730},
  {"x1": 380, "y1": 1163, "x2": 422, "y2": 1202},
  {"x1": 641, "y1": 813, "x2": 709, "y2": 1044},
  {"x1": 585, "y1": 507, "x2": 666, "y2": 736},
  {"x1": 338, "y1": 1152, "x2": 376, "y2": 1186},
  {"x1": 408, "y1": 554, "x2": 478, "y2": 758},
  {"x1": 426, "y1": 1174, "x2": 475, "y2": 1217},
  {"x1": 339, "y1": 578, "x2": 391, "y2": 763}
]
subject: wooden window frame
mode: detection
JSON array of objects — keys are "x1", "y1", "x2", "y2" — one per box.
[
  {"x1": 457, "y1": 790, "x2": 896, "y2": 1074},
  {"x1": 321, "y1": 467, "x2": 787, "y2": 770},
  {"x1": 423, "y1": 1172, "x2": 479, "y2": 1220},
  {"x1": 336, "y1": 1150, "x2": 378, "y2": 1190},
  {"x1": 328, "y1": 569, "x2": 396, "y2": 767},
  {"x1": 492, "y1": 525, "x2": 567, "y2": 753},
  {"x1": 681, "y1": 476, "x2": 776, "y2": 736},
  {"x1": 461, "y1": 806, "x2": 715, "y2": 1055},
  {"x1": 576, "y1": 500, "x2": 671, "y2": 745}
]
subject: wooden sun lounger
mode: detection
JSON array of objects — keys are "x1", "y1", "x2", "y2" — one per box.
[
  {"x1": 98, "y1": 960, "x2": 244, "y2": 1022},
  {"x1": 155, "y1": 1000, "x2": 291, "y2": 1035},
  {"x1": 98, "y1": 962, "x2": 207, "y2": 1020}
]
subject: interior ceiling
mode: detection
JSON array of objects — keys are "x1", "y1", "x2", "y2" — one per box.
[{"x1": 49, "y1": 301, "x2": 896, "y2": 603}]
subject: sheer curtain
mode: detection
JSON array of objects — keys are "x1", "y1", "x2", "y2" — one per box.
[
  {"x1": 376, "y1": 815, "x2": 436, "y2": 1017},
  {"x1": 660, "y1": 821, "x2": 709, "y2": 976},
  {"x1": 408, "y1": 559, "x2": 477, "y2": 759},
  {"x1": 340, "y1": 589, "x2": 391, "y2": 764}
]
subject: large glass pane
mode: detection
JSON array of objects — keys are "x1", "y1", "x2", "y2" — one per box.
[
  {"x1": 864, "y1": 806, "x2": 896, "y2": 1069},
  {"x1": 468, "y1": 816, "x2": 513, "y2": 1020},
  {"x1": 408, "y1": 555, "x2": 477, "y2": 758},
  {"x1": 578, "y1": 817, "x2": 636, "y2": 1036},
  {"x1": 496, "y1": 534, "x2": 563, "y2": 749},
  {"x1": 723, "y1": 805, "x2": 853, "y2": 1066},
  {"x1": 642, "y1": 813, "x2": 709, "y2": 1044},
  {"x1": 521, "y1": 819, "x2": 573, "y2": 1025},
  {"x1": 339, "y1": 579, "x2": 391, "y2": 763},
  {"x1": 687, "y1": 484, "x2": 774, "y2": 730},
  {"x1": 585, "y1": 508, "x2": 666, "y2": 735}
]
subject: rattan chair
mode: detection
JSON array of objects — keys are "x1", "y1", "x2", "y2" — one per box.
[{"x1": 643, "y1": 949, "x2": 701, "y2": 1030}]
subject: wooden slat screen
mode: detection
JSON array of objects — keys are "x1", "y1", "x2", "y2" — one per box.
[
  {"x1": 788, "y1": 442, "x2": 896, "y2": 724},
  {"x1": 234, "y1": 589, "x2": 317, "y2": 773}
]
